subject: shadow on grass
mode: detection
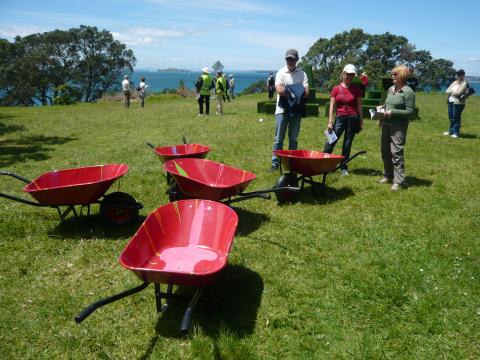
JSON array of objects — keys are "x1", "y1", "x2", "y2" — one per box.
[
  {"x1": 231, "y1": 207, "x2": 270, "y2": 237},
  {"x1": 0, "y1": 135, "x2": 78, "y2": 166},
  {"x1": 0, "y1": 121, "x2": 26, "y2": 135},
  {"x1": 139, "y1": 264, "x2": 263, "y2": 353},
  {"x1": 350, "y1": 167, "x2": 383, "y2": 177},
  {"x1": 289, "y1": 185, "x2": 355, "y2": 205},
  {"x1": 459, "y1": 133, "x2": 478, "y2": 139},
  {"x1": 48, "y1": 212, "x2": 145, "y2": 240},
  {"x1": 405, "y1": 176, "x2": 433, "y2": 188}
]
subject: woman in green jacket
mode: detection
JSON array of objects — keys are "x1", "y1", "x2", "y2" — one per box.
[{"x1": 378, "y1": 65, "x2": 416, "y2": 191}]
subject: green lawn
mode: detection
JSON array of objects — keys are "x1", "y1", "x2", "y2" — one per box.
[{"x1": 0, "y1": 93, "x2": 479, "y2": 359}]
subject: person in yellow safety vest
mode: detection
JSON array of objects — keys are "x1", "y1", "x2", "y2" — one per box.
[
  {"x1": 195, "y1": 67, "x2": 214, "y2": 116},
  {"x1": 215, "y1": 70, "x2": 227, "y2": 115}
]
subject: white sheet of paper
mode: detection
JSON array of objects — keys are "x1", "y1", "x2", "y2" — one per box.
[
  {"x1": 324, "y1": 130, "x2": 338, "y2": 144},
  {"x1": 369, "y1": 108, "x2": 385, "y2": 120}
]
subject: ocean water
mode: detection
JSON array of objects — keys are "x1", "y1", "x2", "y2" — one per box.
[{"x1": 129, "y1": 70, "x2": 271, "y2": 93}]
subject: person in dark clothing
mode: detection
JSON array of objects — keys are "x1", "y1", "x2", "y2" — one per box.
[
  {"x1": 267, "y1": 73, "x2": 275, "y2": 99},
  {"x1": 195, "y1": 67, "x2": 214, "y2": 116},
  {"x1": 406, "y1": 66, "x2": 419, "y2": 92}
]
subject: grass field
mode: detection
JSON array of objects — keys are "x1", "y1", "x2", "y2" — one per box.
[{"x1": 0, "y1": 92, "x2": 479, "y2": 359}]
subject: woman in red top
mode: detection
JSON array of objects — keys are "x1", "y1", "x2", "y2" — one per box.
[{"x1": 324, "y1": 64, "x2": 363, "y2": 176}]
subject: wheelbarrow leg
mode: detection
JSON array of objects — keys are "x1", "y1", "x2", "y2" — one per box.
[
  {"x1": 180, "y1": 288, "x2": 204, "y2": 335},
  {"x1": 154, "y1": 283, "x2": 162, "y2": 313},
  {"x1": 163, "y1": 284, "x2": 173, "y2": 312}
]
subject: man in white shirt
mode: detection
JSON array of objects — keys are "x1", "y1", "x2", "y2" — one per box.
[
  {"x1": 138, "y1": 77, "x2": 147, "y2": 108},
  {"x1": 269, "y1": 49, "x2": 309, "y2": 172},
  {"x1": 122, "y1": 75, "x2": 131, "y2": 108}
]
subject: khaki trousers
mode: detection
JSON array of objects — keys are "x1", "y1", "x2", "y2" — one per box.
[{"x1": 381, "y1": 120, "x2": 409, "y2": 184}]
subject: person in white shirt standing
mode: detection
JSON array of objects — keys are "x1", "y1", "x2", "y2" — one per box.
[
  {"x1": 269, "y1": 49, "x2": 309, "y2": 172},
  {"x1": 138, "y1": 77, "x2": 147, "y2": 108},
  {"x1": 122, "y1": 75, "x2": 131, "y2": 108}
]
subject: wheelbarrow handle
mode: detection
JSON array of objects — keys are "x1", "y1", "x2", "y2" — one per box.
[
  {"x1": 334, "y1": 150, "x2": 367, "y2": 172},
  {"x1": 146, "y1": 142, "x2": 156, "y2": 149},
  {"x1": 0, "y1": 170, "x2": 31, "y2": 184},
  {"x1": 75, "y1": 281, "x2": 149, "y2": 323},
  {"x1": 224, "y1": 187, "x2": 301, "y2": 205},
  {"x1": 239, "y1": 186, "x2": 301, "y2": 197},
  {"x1": 182, "y1": 136, "x2": 187, "y2": 144}
]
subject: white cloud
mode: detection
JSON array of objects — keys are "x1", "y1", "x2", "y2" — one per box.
[
  {"x1": 112, "y1": 27, "x2": 198, "y2": 45},
  {"x1": 466, "y1": 57, "x2": 480, "y2": 62},
  {"x1": 0, "y1": 25, "x2": 45, "y2": 40},
  {"x1": 236, "y1": 31, "x2": 316, "y2": 52},
  {"x1": 143, "y1": 0, "x2": 271, "y2": 13}
]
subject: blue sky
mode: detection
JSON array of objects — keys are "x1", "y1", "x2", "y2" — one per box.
[{"x1": 1, "y1": 0, "x2": 479, "y2": 75}]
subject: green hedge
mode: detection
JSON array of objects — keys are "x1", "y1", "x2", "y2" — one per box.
[
  {"x1": 362, "y1": 98, "x2": 381, "y2": 106},
  {"x1": 315, "y1": 97, "x2": 330, "y2": 106},
  {"x1": 265, "y1": 102, "x2": 318, "y2": 117},
  {"x1": 366, "y1": 90, "x2": 382, "y2": 99},
  {"x1": 257, "y1": 101, "x2": 276, "y2": 113},
  {"x1": 265, "y1": 102, "x2": 276, "y2": 115}
]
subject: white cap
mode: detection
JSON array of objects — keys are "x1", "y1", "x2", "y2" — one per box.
[
  {"x1": 124, "y1": 75, "x2": 129, "y2": 79},
  {"x1": 201, "y1": 67, "x2": 210, "y2": 73},
  {"x1": 343, "y1": 64, "x2": 357, "y2": 75},
  {"x1": 229, "y1": 74, "x2": 233, "y2": 78}
]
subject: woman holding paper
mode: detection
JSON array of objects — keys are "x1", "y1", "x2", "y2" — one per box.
[
  {"x1": 324, "y1": 64, "x2": 363, "y2": 176},
  {"x1": 379, "y1": 65, "x2": 416, "y2": 191}
]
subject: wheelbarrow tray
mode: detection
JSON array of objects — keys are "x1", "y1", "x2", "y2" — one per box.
[
  {"x1": 23, "y1": 164, "x2": 129, "y2": 206},
  {"x1": 119, "y1": 199, "x2": 239, "y2": 287},
  {"x1": 273, "y1": 150, "x2": 345, "y2": 177},
  {"x1": 163, "y1": 158, "x2": 256, "y2": 201},
  {"x1": 153, "y1": 144, "x2": 211, "y2": 163}
]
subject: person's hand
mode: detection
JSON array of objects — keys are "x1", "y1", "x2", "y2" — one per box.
[
  {"x1": 384, "y1": 110, "x2": 392, "y2": 118},
  {"x1": 327, "y1": 121, "x2": 333, "y2": 131}
]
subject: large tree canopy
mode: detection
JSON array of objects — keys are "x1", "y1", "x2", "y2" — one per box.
[
  {"x1": 300, "y1": 29, "x2": 456, "y2": 91},
  {"x1": 0, "y1": 26, "x2": 136, "y2": 106}
]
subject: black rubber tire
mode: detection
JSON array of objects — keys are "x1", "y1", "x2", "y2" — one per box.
[
  {"x1": 167, "y1": 182, "x2": 183, "y2": 202},
  {"x1": 100, "y1": 192, "x2": 140, "y2": 226},
  {"x1": 274, "y1": 173, "x2": 299, "y2": 204}
]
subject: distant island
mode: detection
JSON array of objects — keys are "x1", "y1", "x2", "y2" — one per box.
[
  {"x1": 466, "y1": 75, "x2": 480, "y2": 81},
  {"x1": 157, "y1": 68, "x2": 192, "y2": 73}
]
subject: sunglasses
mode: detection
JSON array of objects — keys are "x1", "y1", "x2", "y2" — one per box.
[
  {"x1": 345, "y1": 73, "x2": 355, "y2": 77},
  {"x1": 285, "y1": 58, "x2": 297, "y2": 62}
]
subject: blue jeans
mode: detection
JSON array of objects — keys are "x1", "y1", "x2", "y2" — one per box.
[
  {"x1": 271, "y1": 113, "x2": 302, "y2": 166},
  {"x1": 323, "y1": 115, "x2": 359, "y2": 170},
  {"x1": 447, "y1": 102, "x2": 465, "y2": 136}
]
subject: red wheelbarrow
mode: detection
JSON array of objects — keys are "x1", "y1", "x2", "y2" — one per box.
[
  {"x1": 147, "y1": 137, "x2": 211, "y2": 184},
  {"x1": 272, "y1": 150, "x2": 366, "y2": 203},
  {"x1": 163, "y1": 158, "x2": 298, "y2": 204},
  {"x1": 0, "y1": 164, "x2": 142, "y2": 225},
  {"x1": 75, "y1": 199, "x2": 239, "y2": 334}
]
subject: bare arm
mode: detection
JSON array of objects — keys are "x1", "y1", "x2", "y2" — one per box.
[{"x1": 327, "y1": 97, "x2": 336, "y2": 130}]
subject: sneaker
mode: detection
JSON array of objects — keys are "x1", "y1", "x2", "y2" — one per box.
[
  {"x1": 451, "y1": 134, "x2": 458, "y2": 138},
  {"x1": 379, "y1": 177, "x2": 392, "y2": 184},
  {"x1": 391, "y1": 183, "x2": 401, "y2": 191},
  {"x1": 443, "y1": 132, "x2": 450, "y2": 136},
  {"x1": 340, "y1": 169, "x2": 349, "y2": 176},
  {"x1": 268, "y1": 164, "x2": 279, "y2": 173},
  {"x1": 198, "y1": 113, "x2": 204, "y2": 117}
]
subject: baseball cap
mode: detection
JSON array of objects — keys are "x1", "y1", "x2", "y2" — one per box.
[
  {"x1": 201, "y1": 67, "x2": 210, "y2": 73},
  {"x1": 285, "y1": 49, "x2": 299, "y2": 60},
  {"x1": 343, "y1": 64, "x2": 357, "y2": 75}
]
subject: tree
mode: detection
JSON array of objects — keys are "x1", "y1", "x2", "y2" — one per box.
[
  {"x1": 301, "y1": 29, "x2": 455, "y2": 91},
  {"x1": 0, "y1": 26, "x2": 136, "y2": 106},
  {"x1": 71, "y1": 26, "x2": 136, "y2": 102}
]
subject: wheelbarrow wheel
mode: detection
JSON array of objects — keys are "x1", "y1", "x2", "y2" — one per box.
[
  {"x1": 100, "y1": 192, "x2": 139, "y2": 226},
  {"x1": 167, "y1": 183, "x2": 183, "y2": 202},
  {"x1": 274, "y1": 173, "x2": 299, "y2": 204}
]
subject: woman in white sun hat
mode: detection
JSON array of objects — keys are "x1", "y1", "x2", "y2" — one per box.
[{"x1": 323, "y1": 64, "x2": 363, "y2": 176}]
